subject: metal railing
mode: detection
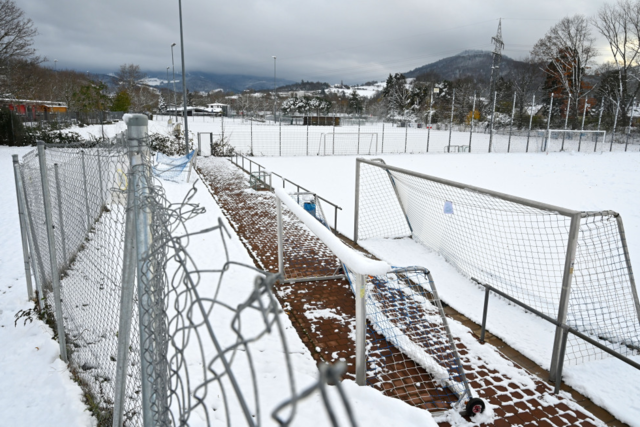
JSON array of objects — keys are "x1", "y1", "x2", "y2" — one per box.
[
  {"x1": 474, "y1": 278, "x2": 640, "y2": 394},
  {"x1": 230, "y1": 153, "x2": 343, "y2": 232}
]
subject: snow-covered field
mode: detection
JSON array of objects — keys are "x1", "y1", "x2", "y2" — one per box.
[
  {"x1": 7, "y1": 121, "x2": 639, "y2": 425},
  {"x1": 256, "y1": 152, "x2": 640, "y2": 426}
]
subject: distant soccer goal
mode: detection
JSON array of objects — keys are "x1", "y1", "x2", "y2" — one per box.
[
  {"x1": 317, "y1": 132, "x2": 379, "y2": 156},
  {"x1": 354, "y1": 158, "x2": 640, "y2": 381},
  {"x1": 542, "y1": 129, "x2": 607, "y2": 152}
]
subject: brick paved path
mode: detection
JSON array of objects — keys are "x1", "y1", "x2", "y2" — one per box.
[{"x1": 196, "y1": 157, "x2": 623, "y2": 426}]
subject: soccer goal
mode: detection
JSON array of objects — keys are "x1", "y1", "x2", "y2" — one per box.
[
  {"x1": 275, "y1": 187, "x2": 486, "y2": 417},
  {"x1": 317, "y1": 132, "x2": 379, "y2": 156},
  {"x1": 354, "y1": 157, "x2": 640, "y2": 383},
  {"x1": 542, "y1": 129, "x2": 607, "y2": 152}
]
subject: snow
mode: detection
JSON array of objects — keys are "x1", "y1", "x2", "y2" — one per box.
[
  {"x1": 256, "y1": 151, "x2": 640, "y2": 426},
  {"x1": 275, "y1": 187, "x2": 389, "y2": 275},
  {"x1": 0, "y1": 142, "x2": 439, "y2": 426},
  {"x1": 0, "y1": 146, "x2": 96, "y2": 426}
]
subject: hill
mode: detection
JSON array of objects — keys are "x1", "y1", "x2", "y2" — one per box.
[{"x1": 404, "y1": 50, "x2": 524, "y2": 83}]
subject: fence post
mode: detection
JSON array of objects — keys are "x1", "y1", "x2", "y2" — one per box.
[
  {"x1": 526, "y1": 95, "x2": 535, "y2": 152},
  {"x1": 306, "y1": 121, "x2": 309, "y2": 156},
  {"x1": 488, "y1": 91, "x2": 496, "y2": 153},
  {"x1": 250, "y1": 118, "x2": 254, "y2": 154},
  {"x1": 20, "y1": 167, "x2": 45, "y2": 307},
  {"x1": 97, "y1": 148, "x2": 104, "y2": 204},
  {"x1": 549, "y1": 212, "x2": 581, "y2": 382},
  {"x1": 626, "y1": 98, "x2": 635, "y2": 152},
  {"x1": 381, "y1": 122, "x2": 385, "y2": 153},
  {"x1": 448, "y1": 88, "x2": 455, "y2": 152},
  {"x1": 469, "y1": 92, "x2": 476, "y2": 152},
  {"x1": 81, "y1": 151, "x2": 92, "y2": 231},
  {"x1": 277, "y1": 197, "x2": 284, "y2": 277},
  {"x1": 53, "y1": 164, "x2": 68, "y2": 264},
  {"x1": 37, "y1": 141, "x2": 68, "y2": 362},
  {"x1": 611, "y1": 101, "x2": 620, "y2": 152},
  {"x1": 354, "y1": 159, "x2": 361, "y2": 244},
  {"x1": 131, "y1": 153, "x2": 154, "y2": 427},
  {"x1": 12, "y1": 155, "x2": 34, "y2": 300},
  {"x1": 404, "y1": 121, "x2": 408, "y2": 153},
  {"x1": 427, "y1": 90, "x2": 433, "y2": 153},
  {"x1": 562, "y1": 95, "x2": 570, "y2": 151},
  {"x1": 358, "y1": 120, "x2": 361, "y2": 154},
  {"x1": 545, "y1": 93, "x2": 554, "y2": 152},
  {"x1": 579, "y1": 99, "x2": 588, "y2": 152},
  {"x1": 112, "y1": 168, "x2": 137, "y2": 427},
  {"x1": 355, "y1": 273, "x2": 367, "y2": 386},
  {"x1": 508, "y1": 92, "x2": 516, "y2": 153},
  {"x1": 332, "y1": 117, "x2": 336, "y2": 155},
  {"x1": 596, "y1": 98, "x2": 604, "y2": 151}
]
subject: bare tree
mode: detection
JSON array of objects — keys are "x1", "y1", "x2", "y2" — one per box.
[
  {"x1": 592, "y1": 0, "x2": 640, "y2": 126},
  {"x1": 114, "y1": 64, "x2": 145, "y2": 91},
  {"x1": 0, "y1": 0, "x2": 37, "y2": 63},
  {"x1": 531, "y1": 15, "x2": 597, "y2": 127}
]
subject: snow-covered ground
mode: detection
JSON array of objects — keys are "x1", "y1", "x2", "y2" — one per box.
[
  {"x1": 255, "y1": 152, "x2": 640, "y2": 426},
  {"x1": 0, "y1": 146, "x2": 96, "y2": 426},
  {"x1": 0, "y1": 142, "x2": 437, "y2": 426},
  {"x1": 14, "y1": 121, "x2": 639, "y2": 425}
]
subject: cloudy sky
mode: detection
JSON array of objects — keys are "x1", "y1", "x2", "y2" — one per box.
[{"x1": 21, "y1": 0, "x2": 612, "y2": 84}]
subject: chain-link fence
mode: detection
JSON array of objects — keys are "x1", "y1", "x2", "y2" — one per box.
[
  {"x1": 354, "y1": 157, "x2": 640, "y2": 386},
  {"x1": 154, "y1": 114, "x2": 640, "y2": 156},
  {"x1": 13, "y1": 114, "x2": 357, "y2": 426}
]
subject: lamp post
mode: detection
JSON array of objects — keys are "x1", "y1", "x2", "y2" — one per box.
[
  {"x1": 170, "y1": 43, "x2": 178, "y2": 123},
  {"x1": 54, "y1": 59, "x2": 57, "y2": 71},
  {"x1": 178, "y1": 0, "x2": 190, "y2": 155},
  {"x1": 273, "y1": 55, "x2": 277, "y2": 122},
  {"x1": 166, "y1": 67, "x2": 170, "y2": 115}
]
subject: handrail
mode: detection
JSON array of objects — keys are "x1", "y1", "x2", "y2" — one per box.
[
  {"x1": 230, "y1": 153, "x2": 343, "y2": 231},
  {"x1": 471, "y1": 278, "x2": 640, "y2": 395}
]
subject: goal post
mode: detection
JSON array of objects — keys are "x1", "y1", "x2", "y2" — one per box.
[
  {"x1": 543, "y1": 129, "x2": 607, "y2": 152},
  {"x1": 275, "y1": 186, "x2": 482, "y2": 414},
  {"x1": 354, "y1": 157, "x2": 640, "y2": 379}
]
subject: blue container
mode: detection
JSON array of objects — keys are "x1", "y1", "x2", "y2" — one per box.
[{"x1": 303, "y1": 202, "x2": 317, "y2": 218}]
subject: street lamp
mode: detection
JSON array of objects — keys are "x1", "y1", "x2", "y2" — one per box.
[
  {"x1": 178, "y1": 0, "x2": 190, "y2": 155},
  {"x1": 170, "y1": 43, "x2": 178, "y2": 123},
  {"x1": 54, "y1": 59, "x2": 57, "y2": 71},
  {"x1": 273, "y1": 56, "x2": 277, "y2": 122}
]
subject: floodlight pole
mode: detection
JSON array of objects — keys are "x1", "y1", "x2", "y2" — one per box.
[
  {"x1": 171, "y1": 43, "x2": 178, "y2": 122},
  {"x1": 178, "y1": 0, "x2": 190, "y2": 155}
]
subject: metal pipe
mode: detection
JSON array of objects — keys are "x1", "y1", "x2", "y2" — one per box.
[
  {"x1": 355, "y1": 273, "x2": 367, "y2": 385},
  {"x1": 112, "y1": 175, "x2": 137, "y2": 427},
  {"x1": 20, "y1": 167, "x2": 45, "y2": 307},
  {"x1": 354, "y1": 159, "x2": 361, "y2": 243},
  {"x1": 508, "y1": 92, "x2": 516, "y2": 152},
  {"x1": 469, "y1": 93, "x2": 476, "y2": 152},
  {"x1": 610, "y1": 100, "x2": 620, "y2": 152},
  {"x1": 554, "y1": 326, "x2": 569, "y2": 394},
  {"x1": 549, "y1": 212, "x2": 581, "y2": 382},
  {"x1": 561, "y1": 95, "x2": 570, "y2": 151},
  {"x1": 81, "y1": 151, "x2": 92, "y2": 231},
  {"x1": 12, "y1": 155, "x2": 34, "y2": 299},
  {"x1": 37, "y1": 141, "x2": 68, "y2": 362},
  {"x1": 489, "y1": 91, "x2": 497, "y2": 152},
  {"x1": 545, "y1": 93, "x2": 554, "y2": 152},
  {"x1": 615, "y1": 215, "x2": 640, "y2": 324},
  {"x1": 53, "y1": 164, "x2": 67, "y2": 264},
  {"x1": 277, "y1": 197, "x2": 284, "y2": 277},
  {"x1": 356, "y1": 157, "x2": 580, "y2": 217},
  {"x1": 131, "y1": 154, "x2": 154, "y2": 427},
  {"x1": 448, "y1": 89, "x2": 455, "y2": 152},
  {"x1": 579, "y1": 100, "x2": 588, "y2": 152},
  {"x1": 526, "y1": 94, "x2": 534, "y2": 153},
  {"x1": 480, "y1": 287, "x2": 490, "y2": 344}
]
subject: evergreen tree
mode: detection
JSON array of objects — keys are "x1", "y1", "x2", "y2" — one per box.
[{"x1": 111, "y1": 90, "x2": 132, "y2": 112}]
